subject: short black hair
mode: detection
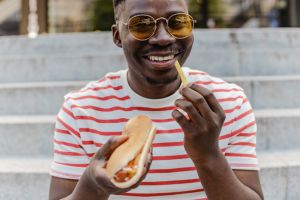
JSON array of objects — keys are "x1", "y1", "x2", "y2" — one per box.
[
  {"x1": 113, "y1": 0, "x2": 125, "y2": 19},
  {"x1": 113, "y1": 0, "x2": 125, "y2": 7}
]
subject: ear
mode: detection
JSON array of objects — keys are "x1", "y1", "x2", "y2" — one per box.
[{"x1": 112, "y1": 24, "x2": 122, "y2": 48}]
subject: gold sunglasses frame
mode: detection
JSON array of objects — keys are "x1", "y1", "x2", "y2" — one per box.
[{"x1": 116, "y1": 13, "x2": 196, "y2": 41}]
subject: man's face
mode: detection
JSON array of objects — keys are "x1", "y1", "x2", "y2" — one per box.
[{"x1": 114, "y1": 0, "x2": 194, "y2": 85}]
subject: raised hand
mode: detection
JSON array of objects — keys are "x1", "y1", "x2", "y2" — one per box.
[{"x1": 172, "y1": 84, "x2": 226, "y2": 164}]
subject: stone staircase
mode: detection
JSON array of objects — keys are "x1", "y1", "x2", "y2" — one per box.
[{"x1": 1, "y1": 29, "x2": 300, "y2": 199}]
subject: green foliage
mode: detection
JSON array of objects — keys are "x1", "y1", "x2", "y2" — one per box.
[
  {"x1": 88, "y1": 0, "x2": 226, "y2": 30},
  {"x1": 189, "y1": 0, "x2": 226, "y2": 28},
  {"x1": 189, "y1": 0, "x2": 202, "y2": 28},
  {"x1": 208, "y1": 0, "x2": 226, "y2": 17},
  {"x1": 89, "y1": 0, "x2": 115, "y2": 31}
]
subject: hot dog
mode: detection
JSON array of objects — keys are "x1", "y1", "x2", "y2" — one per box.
[{"x1": 105, "y1": 115, "x2": 156, "y2": 188}]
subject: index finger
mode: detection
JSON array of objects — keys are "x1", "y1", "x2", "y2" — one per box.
[
  {"x1": 93, "y1": 136, "x2": 128, "y2": 161},
  {"x1": 189, "y1": 84, "x2": 224, "y2": 115}
]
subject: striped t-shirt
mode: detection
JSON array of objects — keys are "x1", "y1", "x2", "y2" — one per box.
[{"x1": 51, "y1": 67, "x2": 258, "y2": 200}]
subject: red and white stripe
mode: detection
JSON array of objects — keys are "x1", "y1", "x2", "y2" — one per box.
[{"x1": 51, "y1": 68, "x2": 259, "y2": 199}]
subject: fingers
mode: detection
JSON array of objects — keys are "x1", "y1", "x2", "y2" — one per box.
[
  {"x1": 172, "y1": 109, "x2": 192, "y2": 131},
  {"x1": 180, "y1": 86, "x2": 213, "y2": 118},
  {"x1": 173, "y1": 84, "x2": 226, "y2": 130},
  {"x1": 174, "y1": 98, "x2": 203, "y2": 124},
  {"x1": 93, "y1": 135, "x2": 128, "y2": 161},
  {"x1": 145, "y1": 150, "x2": 153, "y2": 172},
  {"x1": 189, "y1": 84, "x2": 224, "y2": 116}
]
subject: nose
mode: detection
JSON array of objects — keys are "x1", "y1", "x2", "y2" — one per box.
[{"x1": 148, "y1": 21, "x2": 176, "y2": 46}]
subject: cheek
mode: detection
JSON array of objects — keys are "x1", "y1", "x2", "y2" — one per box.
[
  {"x1": 122, "y1": 41, "x2": 142, "y2": 65},
  {"x1": 186, "y1": 35, "x2": 194, "y2": 51},
  {"x1": 121, "y1": 38, "x2": 145, "y2": 62},
  {"x1": 181, "y1": 36, "x2": 194, "y2": 61}
]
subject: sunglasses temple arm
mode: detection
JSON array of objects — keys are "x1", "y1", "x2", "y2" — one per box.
[{"x1": 116, "y1": 20, "x2": 128, "y2": 26}]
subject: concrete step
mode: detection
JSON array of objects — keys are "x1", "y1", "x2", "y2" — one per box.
[
  {"x1": 258, "y1": 150, "x2": 300, "y2": 200},
  {"x1": 0, "y1": 76, "x2": 299, "y2": 116},
  {"x1": 1, "y1": 109, "x2": 299, "y2": 158},
  {"x1": 224, "y1": 75, "x2": 300, "y2": 109},
  {"x1": 254, "y1": 109, "x2": 300, "y2": 152},
  {"x1": 188, "y1": 49, "x2": 300, "y2": 77},
  {"x1": 193, "y1": 28, "x2": 300, "y2": 50},
  {"x1": 0, "y1": 53, "x2": 125, "y2": 83},
  {"x1": 0, "y1": 29, "x2": 300, "y2": 82},
  {"x1": 0, "y1": 81, "x2": 86, "y2": 115},
  {"x1": 0, "y1": 116, "x2": 55, "y2": 158},
  {"x1": 0, "y1": 29, "x2": 299, "y2": 57},
  {"x1": 0, "y1": 151, "x2": 299, "y2": 200},
  {"x1": 2, "y1": 49, "x2": 300, "y2": 83},
  {"x1": 0, "y1": 158, "x2": 50, "y2": 200},
  {"x1": 0, "y1": 32, "x2": 119, "y2": 57}
]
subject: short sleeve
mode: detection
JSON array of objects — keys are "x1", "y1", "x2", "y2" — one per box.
[
  {"x1": 50, "y1": 99, "x2": 90, "y2": 180},
  {"x1": 225, "y1": 89, "x2": 259, "y2": 170}
]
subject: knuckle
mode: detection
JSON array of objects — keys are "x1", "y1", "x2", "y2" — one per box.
[
  {"x1": 199, "y1": 126, "x2": 209, "y2": 134},
  {"x1": 190, "y1": 83, "x2": 199, "y2": 90},
  {"x1": 176, "y1": 113, "x2": 185, "y2": 122},
  {"x1": 106, "y1": 137, "x2": 115, "y2": 146},
  {"x1": 184, "y1": 102, "x2": 194, "y2": 111},
  {"x1": 90, "y1": 166, "x2": 101, "y2": 181},
  {"x1": 195, "y1": 96, "x2": 205, "y2": 104},
  {"x1": 182, "y1": 87, "x2": 189, "y2": 94},
  {"x1": 211, "y1": 118, "x2": 222, "y2": 130},
  {"x1": 220, "y1": 112, "x2": 226, "y2": 122},
  {"x1": 185, "y1": 131, "x2": 199, "y2": 141},
  {"x1": 216, "y1": 110, "x2": 226, "y2": 122},
  {"x1": 204, "y1": 91, "x2": 214, "y2": 99},
  {"x1": 172, "y1": 110, "x2": 184, "y2": 122}
]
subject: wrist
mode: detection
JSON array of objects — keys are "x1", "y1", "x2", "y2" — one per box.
[
  {"x1": 70, "y1": 169, "x2": 110, "y2": 200},
  {"x1": 191, "y1": 148, "x2": 224, "y2": 169},
  {"x1": 86, "y1": 167, "x2": 111, "y2": 198}
]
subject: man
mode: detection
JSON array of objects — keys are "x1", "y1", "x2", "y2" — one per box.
[{"x1": 49, "y1": 0, "x2": 264, "y2": 199}]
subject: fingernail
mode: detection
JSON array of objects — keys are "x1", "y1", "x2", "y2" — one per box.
[
  {"x1": 179, "y1": 84, "x2": 185, "y2": 93},
  {"x1": 187, "y1": 82, "x2": 193, "y2": 87},
  {"x1": 179, "y1": 88, "x2": 183, "y2": 94}
]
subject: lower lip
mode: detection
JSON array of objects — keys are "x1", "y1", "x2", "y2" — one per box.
[{"x1": 144, "y1": 56, "x2": 178, "y2": 70}]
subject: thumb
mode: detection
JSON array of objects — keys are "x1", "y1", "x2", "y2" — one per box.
[{"x1": 93, "y1": 135, "x2": 128, "y2": 161}]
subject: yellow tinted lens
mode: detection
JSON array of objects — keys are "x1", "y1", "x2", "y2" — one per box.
[
  {"x1": 128, "y1": 15, "x2": 155, "y2": 40},
  {"x1": 168, "y1": 14, "x2": 193, "y2": 38}
]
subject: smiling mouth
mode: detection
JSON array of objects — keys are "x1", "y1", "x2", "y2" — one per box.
[
  {"x1": 148, "y1": 55, "x2": 175, "y2": 62},
  {"x1": 145, "y1": 50, "x2": 182, "y2": 63}
]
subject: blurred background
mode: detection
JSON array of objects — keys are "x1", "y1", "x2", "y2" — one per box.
[
  {"x1": 0, "y1": 1, "x2": 300, "y2": 200},
  {"x1": 0, "y1": 0, "x2": 299, "y2": 36}
]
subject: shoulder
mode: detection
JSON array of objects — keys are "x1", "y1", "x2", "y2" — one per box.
[
  {"x1": 185, "y1": 67, "x2": 247, "y2": 106},
  {"x1": 185, "y1": 67, "x2": 243, "y2": 92},
  {"x1": 63, "y1": 70, "x2": 125, "y2": 105}
]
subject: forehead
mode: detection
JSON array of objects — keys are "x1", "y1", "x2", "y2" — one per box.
[{"x1": 122, "y1": 0, "x2": 188, "y2": 18}]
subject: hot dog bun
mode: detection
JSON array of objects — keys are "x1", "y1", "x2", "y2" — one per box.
[{"x1": 105, "y1": 115, "x2": 156, "y2": 188}]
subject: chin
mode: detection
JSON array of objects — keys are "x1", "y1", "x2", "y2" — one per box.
[{"x1": 145, "y1": 74, "x2": 178, "y2": 86}]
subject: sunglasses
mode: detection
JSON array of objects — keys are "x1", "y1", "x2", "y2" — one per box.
[{"x1": 116, "y1": 13, "x2": 196, "y2": 41}]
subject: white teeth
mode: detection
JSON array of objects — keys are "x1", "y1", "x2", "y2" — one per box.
[{"x1": 149, "y1": 55, "x2": 175, "y2": 62}]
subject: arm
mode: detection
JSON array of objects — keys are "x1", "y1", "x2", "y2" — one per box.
[
  {"x1": 49, "y1": 136, "x2": 124, "y2": 200},
  {"x1": 49, "y1": 136, "x2": 152, "y2": 200},
  {"x1": 172, "y1": 84, "x2": 264, "y2": 200},
  {"x1": 193, "y1": 152, "x2": 263, "y2": 200},
  {"x1": 49, "y1": 175, "x2": 109, "y2": 200}
]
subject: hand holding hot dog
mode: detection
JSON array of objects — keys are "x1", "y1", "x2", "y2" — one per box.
[{"x1": 78, "y1": 116, "x2": 155, "y2": 199}]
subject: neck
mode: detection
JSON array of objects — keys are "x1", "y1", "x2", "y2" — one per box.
[{"x1": 127, "y1": 69, "x2": 181, "y2": 99}]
